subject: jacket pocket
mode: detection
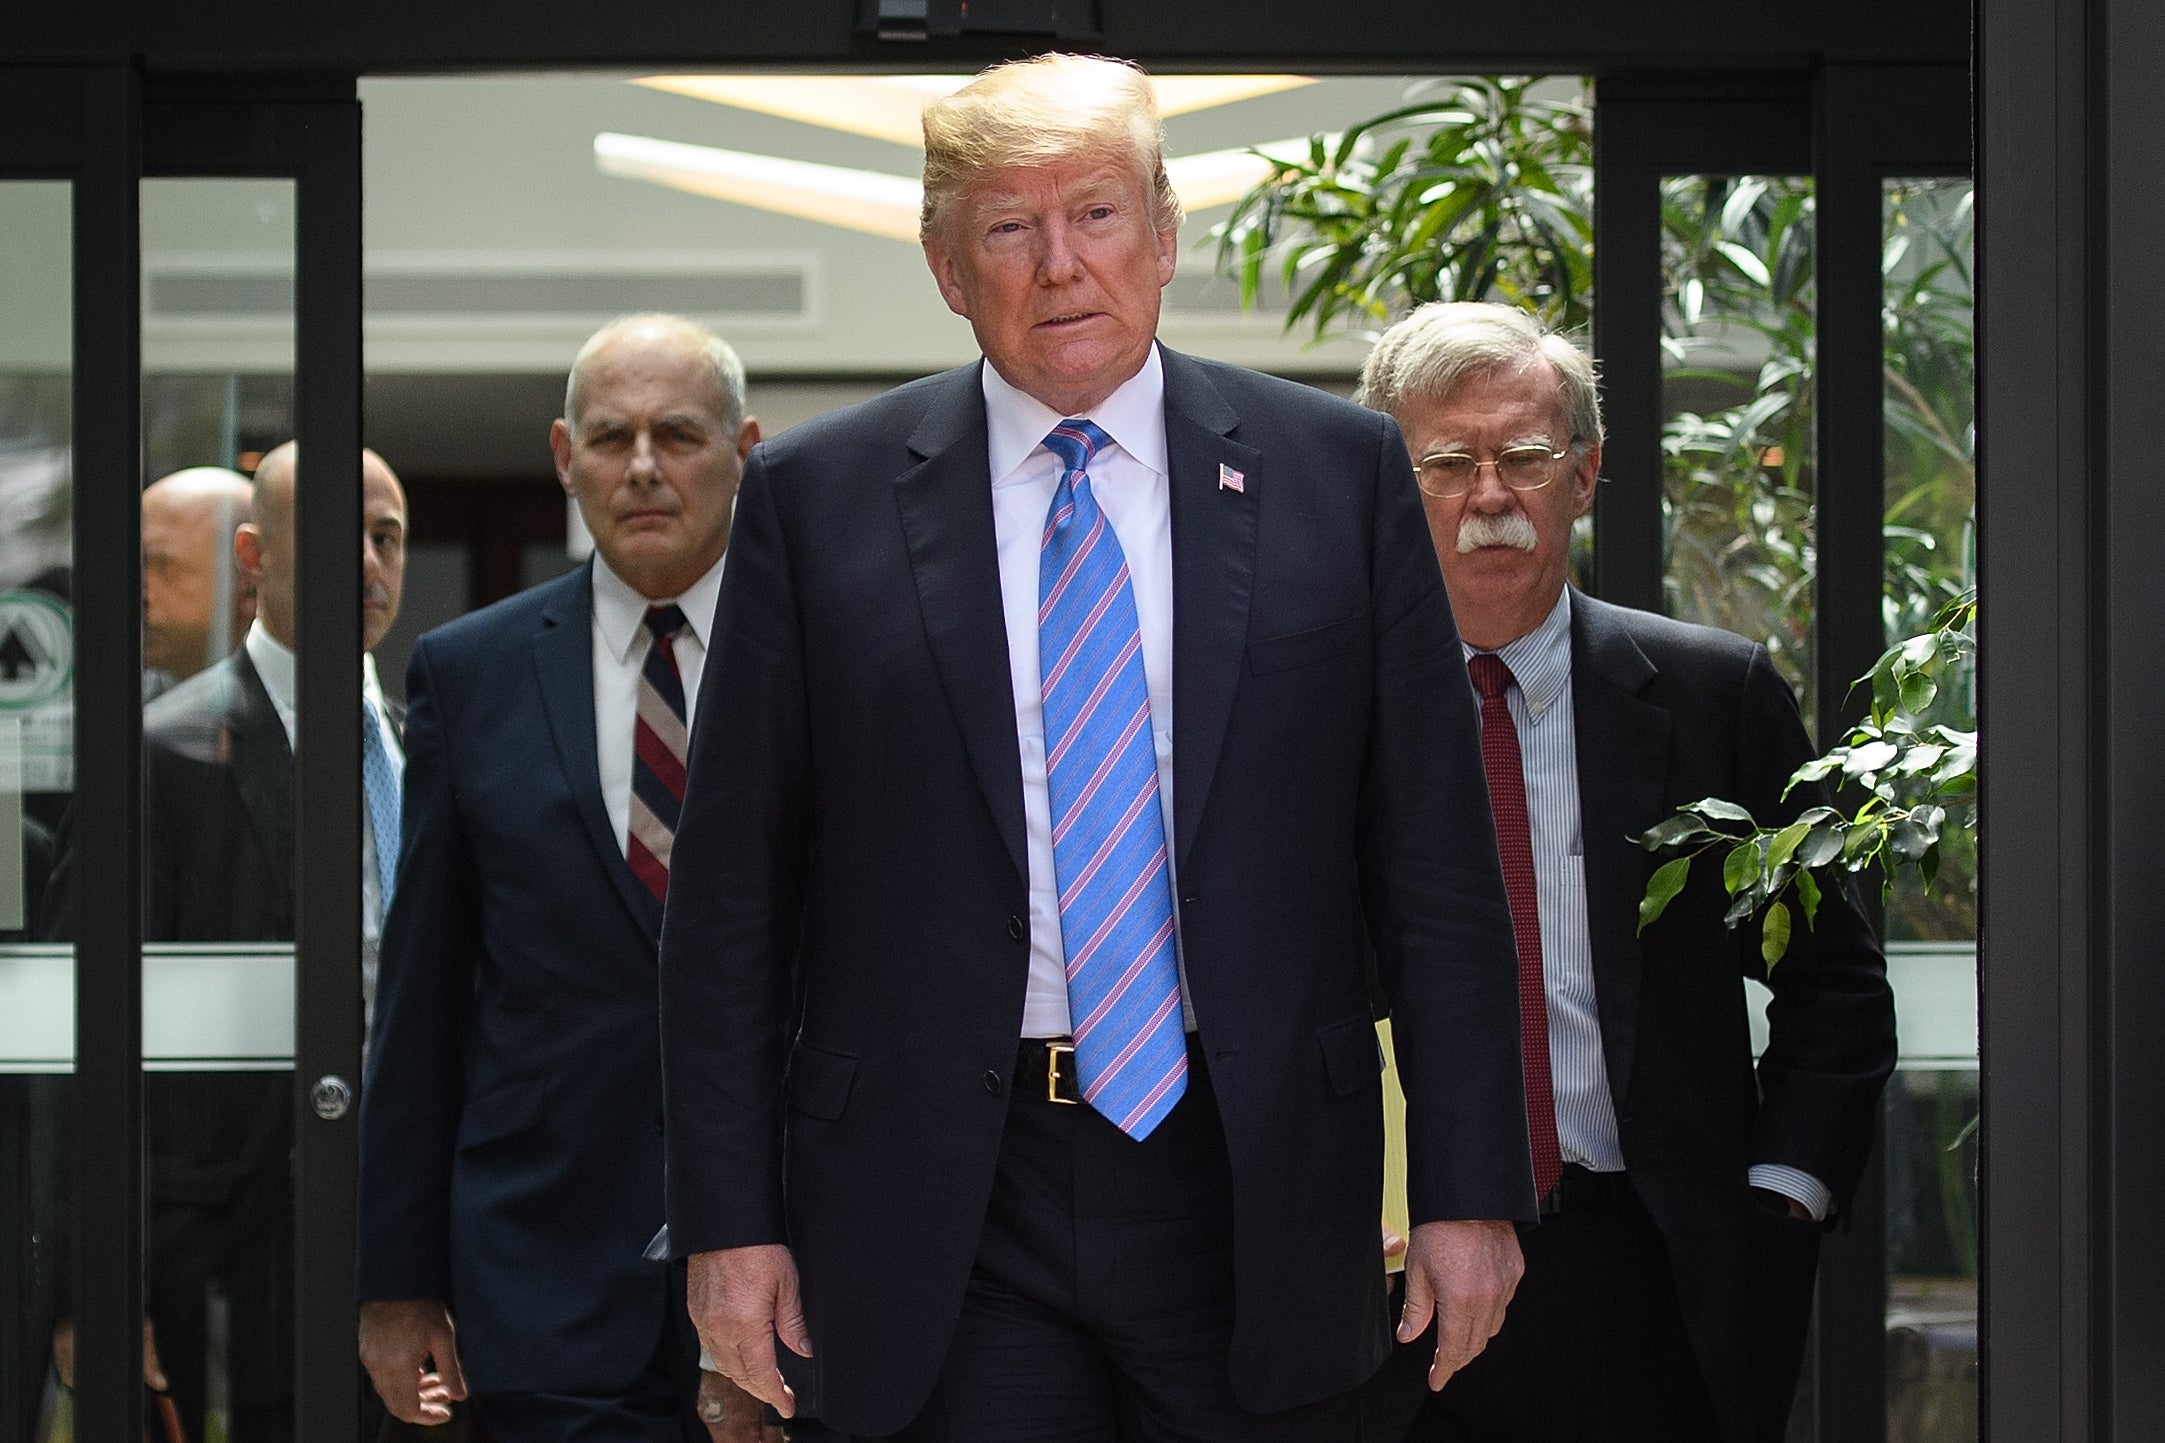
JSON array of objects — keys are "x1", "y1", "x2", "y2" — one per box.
[
  {"x1": 1248, "y1": 614, "x2": 1362, "y2": 675},
  {"x1": 785, "y1": 1042, "x2": 859, "y2": 1121},
  {"x1": 1317, "y1": 1014, "x2": 1383, "y2": 1097}
]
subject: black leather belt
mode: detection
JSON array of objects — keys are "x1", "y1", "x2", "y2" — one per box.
[
  {"x1": 1538, "y1": 1164, "x2": 1634, "y2": 1217},
  {"x1": 1018, "y1": 1037, "x2": 1084, "y2": 1103}
]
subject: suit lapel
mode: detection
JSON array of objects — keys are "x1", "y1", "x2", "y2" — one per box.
[
  {"x1": 1160, "y1": 348, "x2": 1259, "y2": 871},
  {"x1": 1570, "y1": 590, "x2": 1670, "y2": 1111},
  {"x1": 534, "y1": 563, "x2": 665, "y2": 940},
  {"x1": 226, "y1": 650, "x2": 294, "y2": 907},
  {"x1": 893, "y1": 364, "x2": 1030, "y2": 885}
]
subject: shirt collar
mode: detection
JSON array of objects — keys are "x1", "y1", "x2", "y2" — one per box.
[
  {"x1": 244, "y1": 620, "x2": 296, "y2": 713},
  {"x1": 1464, "y1": 588, "x2": 1573, "y2": 718},
  {"x1": 244, "y1": 620, "x2": 394, "y2": 714},
  {"x1": 982, "y1": 344, "x2": 1168, "y2": 488},
  {"x1": 590, "y1": 548, "x2": 726, "y2": 666}
]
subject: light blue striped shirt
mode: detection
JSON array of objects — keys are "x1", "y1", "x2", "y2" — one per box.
[{"x1": 1468, "y1": 590, "x2": 1830, "y2": 1220}]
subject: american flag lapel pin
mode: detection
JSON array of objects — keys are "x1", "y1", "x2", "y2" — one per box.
[{"x1": 1218, "y1": 462, "x2": 1246, "y2": 494}]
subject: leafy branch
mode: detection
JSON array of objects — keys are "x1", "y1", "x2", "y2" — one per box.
[{"x1": 1635, "y1": 590, "x2": 1975, "y2": 969}]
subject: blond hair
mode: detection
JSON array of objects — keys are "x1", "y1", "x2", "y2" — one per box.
[
  {"x1": 920, "y1": 53, "x2": 1182, "y2": 244},
  {"x1": 1356, "y1": 301, "x2": 1605, "y2": 453}
]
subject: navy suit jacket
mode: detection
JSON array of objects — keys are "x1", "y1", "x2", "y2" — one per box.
[
  {"x1": 1569, "y1": 590, "x2": 1895, "y2": 1441},
  {"x1": 659, "y1": 348, "x2": 1532, "y2": 1434},
  {"x1": 359, "y1": 562, "x2": 679, "y2": 1395}
]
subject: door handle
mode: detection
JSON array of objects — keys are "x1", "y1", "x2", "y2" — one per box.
[{"x1": 310, "y1": 1074, "x2": 354, "y2": 1121}]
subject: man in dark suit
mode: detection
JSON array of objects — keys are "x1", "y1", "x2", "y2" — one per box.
[
  {"x1": 660, "y1": 54, "x2": 1533, "y2": 1442},
  {"x1": 131, "y1": 441, "x2": 409, "y2": 1443},
  {"x1": 358, "y1": 314, "x2": 774, "y2": 1443},
  {"x1": 1356, "y1": 301, "x2": 1897, "y2": 1442}
]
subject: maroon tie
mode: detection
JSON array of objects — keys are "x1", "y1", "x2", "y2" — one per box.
[{"x1": 1468, "y1": 652, "x2": 1564, "y2": 1202}]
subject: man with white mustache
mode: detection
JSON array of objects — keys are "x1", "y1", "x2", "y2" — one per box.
[{"x1": 1356, "y1": 302, "x2": 1894, "y2": 1443}]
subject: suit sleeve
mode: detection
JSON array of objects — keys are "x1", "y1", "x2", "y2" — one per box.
[
  {"x1": 659, "y1": 446, "x2": 807, "y2": 1255},
  {"x1": 1353, "y1": 410, "x2": 1538, "y2": 1226},
  {"x1": 356, "y1": 634, "x2": 481, "y2": 1301},
  {"x1": 1735, "y1": 645, "x2": 1897, "y2": 1210}
]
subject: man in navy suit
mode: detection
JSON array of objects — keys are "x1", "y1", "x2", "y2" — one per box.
[
  {"x1": 660, "y1": 55, "x2": 1534, "y2": 1442},
  {"x1": 358, "y1": 314, "x2": 774, "y2": 1442},
  {"x1": 1356, "y1": 302, "x2": 1895, "y2": 1441}
]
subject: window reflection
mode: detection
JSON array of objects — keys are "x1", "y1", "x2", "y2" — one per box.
[{"x1": 0, "y1": 176, "x2": 76, "y2": 1443}]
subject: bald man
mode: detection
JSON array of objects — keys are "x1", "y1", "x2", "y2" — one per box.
[
  {"x1": 141, "y1": 465, "x2": 254, "y2": 694},
  {"x1": 136, "y1": 442, "x2": 409, "y2": 1443}
]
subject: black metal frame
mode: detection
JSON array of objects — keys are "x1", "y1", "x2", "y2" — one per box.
[
  {"x1": 1976, "y1": 0, "x2": 2165, "y2": 1436},
  {"x1": 0, "y1": 67, "x2": 364, "y2": 1443}
]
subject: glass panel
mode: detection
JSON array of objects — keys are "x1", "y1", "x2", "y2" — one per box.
[
  {"x1": 138, "y1": 176, "x2": 300, "y2": 1443},
  {"x1": 1659, "y1": 174, "x2": 1818, "y2": 730},
  {"x1": 1881, "y1": 175, "x2": 1976, "y2": 1441},
  {"x1": 0, "y1": 177, "x2": 76, "y2": 1442}
]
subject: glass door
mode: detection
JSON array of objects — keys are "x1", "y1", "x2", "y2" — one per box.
[{"x1": 0, "y1": 71, "x2": 369, "y2": 1443}]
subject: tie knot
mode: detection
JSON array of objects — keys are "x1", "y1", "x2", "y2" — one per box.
[
  {"x1": 1468, "y1": 651, "x2": 1515, "y2": 702},
  {"x1": 1043, "y1": 418, "x2": 1112, "y2": 477},
  {"x1": 644, "y1": 604, "x2": 688, "y2": 643}
]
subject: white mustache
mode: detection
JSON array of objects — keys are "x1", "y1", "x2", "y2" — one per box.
[{"x1": 1456, "y1": 512, "x2": 1539, "y2": 553}]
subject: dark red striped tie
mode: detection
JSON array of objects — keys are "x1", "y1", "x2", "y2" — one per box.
[
  {"x1": 627, "y1": 604, "x2": 689, "y2": 902},
  {"x1": 1468, "y1": 652, "x2": 1563, "y2": 1202}
]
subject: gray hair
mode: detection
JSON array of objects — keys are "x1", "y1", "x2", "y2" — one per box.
[
  {"x1": 563, "y1": 313, "x2": 748, "y2": 434},
  {"x1": 1355, "y1": 301, "x2": 1604, "y2": 453},
  {"x1": 919, "y1": 53, "x2": 1183, "y2": 246}
]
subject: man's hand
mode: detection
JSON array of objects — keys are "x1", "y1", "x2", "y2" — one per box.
[
  {"x1": 51, "y1": 1316, "x2": 166, "y2": 1393},
  {"x1": 696, "y1": 1366, "x2": 784, "y2": 1443},
  {"x1": 1396, "y1": 1219, "x2": 1522, "y2": 1391},
  {"x1": 359, "y1": 1298, "x2": 467, "y2": 1425},
  {"x1": 688, "y1": 1245, "x2": 813, "y2": 1419},
  {"x1": 1380, "y1": 1221, "x2": 1409, "y2": 1269}
]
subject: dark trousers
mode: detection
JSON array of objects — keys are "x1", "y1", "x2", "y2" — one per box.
[
  {"x1": 882, "y1": 1042, "x2": 1357, "y2": 1443},
  {"x1": 148, "y1": 1165, "x2": 295, "y2": 1443},
  {"x1": 468, "y1": 1288, "x2": 706, "y2": 1443},
  {"x1": 1363, "y1": 1168, "x2": 1720, "y2": 1443}
]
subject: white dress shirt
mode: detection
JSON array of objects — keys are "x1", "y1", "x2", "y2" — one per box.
[
  {"x1": 983, "y1": 350, "x2": 1190, "y2": 1038},
  {"x1": 243, "y1": 621, "x2": 403, "y2": 1015},
  {"x1": 590, "y1": 550, "x2": 723, "y2": 857},
  {"x1": 1468, "y1": 590, "x2": 1830, "y2": 1220}
]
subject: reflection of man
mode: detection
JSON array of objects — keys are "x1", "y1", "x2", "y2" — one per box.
[
  {"x1": 134, "y1": 441, "x2": 408, "y2": 1443},
  {"x1": 142, "y1": 465, "x2": 255, "y2": 696},
  {"x1": 1356, "y1": 302, "x2": 1895, "y2": 1442},
  {"x1": 359, "y1": 314, "x2": 772, "y2": 1443},
  {"x1": 661, "y1": 55, "x2": 1530, "y2": 1442}
]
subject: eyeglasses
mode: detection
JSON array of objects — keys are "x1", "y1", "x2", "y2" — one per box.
[{"x1": 1414, "y1": 443, "x2": 1571, "y2": 499}]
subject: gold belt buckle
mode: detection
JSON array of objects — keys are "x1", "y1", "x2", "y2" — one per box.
[{"x1": 1046, "y1": 1041, "x2": 1078, "y2": 1104}]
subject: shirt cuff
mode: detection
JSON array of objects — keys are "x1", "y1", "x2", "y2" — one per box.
[{"x1": 1748, "y1": 1163, "x2": 1833, "y2": 1222}]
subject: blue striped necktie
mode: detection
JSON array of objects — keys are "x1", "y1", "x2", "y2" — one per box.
[
  {"x1": 360, "y1": 695, "x2": 400, "y2": 909},
  {"x1": 1038, "y1": 418, "x2": 1187, "y2": 1141}
]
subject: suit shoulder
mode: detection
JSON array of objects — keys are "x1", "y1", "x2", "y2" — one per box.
[
  {"x1": 144, "y1": 653, "x2": 252, "y2": 745},
  {"x1": 1184, "y1": 354, "x2": 1387, "y2": 436},
  {"x1": 414, "y1": 566, "x2": 579, "y2": 659},
  {"x1": 756, "y1": 366, "x2": 969, "y2": 472},
  {"x1": 1578, "y1": 593, "x2": 1765, "y2": 673}
]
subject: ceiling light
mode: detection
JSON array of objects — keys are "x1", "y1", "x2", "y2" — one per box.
[{"x1": 633, "y1": 73, "x2": 1314, "y2": 148}]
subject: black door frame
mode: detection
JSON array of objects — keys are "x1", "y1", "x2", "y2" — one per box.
[{"x1": 0, "y1": 68, "x2": 366, "y2": 1443}]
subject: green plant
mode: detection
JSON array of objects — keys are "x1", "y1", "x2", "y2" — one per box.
[
  {"x1": 1212, "y1": 77, "x2": 1594, "y2": 338},
  {"x1": 1634, "y1": 590, "x2": 1975, "y2": 967}
]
